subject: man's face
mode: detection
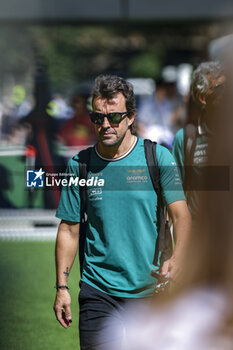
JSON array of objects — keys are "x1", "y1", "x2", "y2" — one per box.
[{"x1": 92, "y1": 92, "x2": 135, "y2": 147}]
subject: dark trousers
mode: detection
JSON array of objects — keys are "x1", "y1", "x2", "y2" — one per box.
[{"x1": 79, "y1": 281, "x2": 153, "y2": 350}]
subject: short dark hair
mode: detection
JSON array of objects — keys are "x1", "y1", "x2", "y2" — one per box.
[{"x1": 91, "y1": 75, "x2": 137, "y2": 133}]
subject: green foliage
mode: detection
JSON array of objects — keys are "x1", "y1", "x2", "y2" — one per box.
[
  {"x1": 0, "y1": 24, "x2": 165, "y2": 96},
  {"x1": 128, "y1": 47, "x2": 164, "y2": 78},
  {"x1": 0, "y1": 26, "x2": 33, "y2": 78},
  {"x1": 0, "y1": 26, "x2": 34, "y2": 97},
  {"x1": 30, "y1": 26, "x2": 120, "y2": 92}
]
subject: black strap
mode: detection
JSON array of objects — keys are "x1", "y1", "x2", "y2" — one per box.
[
  {"x1": 144, "y1": 139, "x2": 172, "y2": 266},
  {"x1": 183, "y1": 123, "x2": 197, "y2": 191},
  {"x1": 78, "y1": 147, "x2": 92, "y2": 274},
  {"x1": 144, "y1": 139, "x2": 160, "y2": 195}
]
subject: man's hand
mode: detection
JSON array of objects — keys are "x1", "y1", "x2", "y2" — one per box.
[
  {"x1": 53, "y1": 289, "x2": 72, "y2": 328},
  {"x1": 160, "y1": 255, "x2": 182, "y2": 282}
]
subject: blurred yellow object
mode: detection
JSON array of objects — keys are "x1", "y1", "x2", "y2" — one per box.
[
  {"x1": 46, "y1": 100, "x2": 59, "y2": 117},
  {"x1": 12, "y1": 85, "x2": 26, "y2": 105}
]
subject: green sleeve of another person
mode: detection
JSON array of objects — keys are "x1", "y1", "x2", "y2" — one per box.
[{"x1": 156, "y1": 144, "x2": 185, "y2": 205}]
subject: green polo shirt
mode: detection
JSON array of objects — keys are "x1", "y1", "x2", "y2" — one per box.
[
  {"x1": 172, "y1": 121, "x2": 213, "y2": 219},
  {"x1": 56, "y1": 137, "x2": 185, "y2": 298}
]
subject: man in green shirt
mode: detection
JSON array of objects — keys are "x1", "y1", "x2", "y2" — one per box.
[
  {"x1": 172, "y1": 61, "x2": 225, "y2": 221},
  {"x1": 53, "y1": 75, "x2": 191, "y2": 350}
]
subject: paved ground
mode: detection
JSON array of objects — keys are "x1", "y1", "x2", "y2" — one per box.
[{"x1": 0, "y1": 209, "x2": 60, "y2": 240}]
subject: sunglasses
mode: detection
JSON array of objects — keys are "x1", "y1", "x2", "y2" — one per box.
[{"x1": 89, "y1": 111, "x2": 129, "y2": 124}]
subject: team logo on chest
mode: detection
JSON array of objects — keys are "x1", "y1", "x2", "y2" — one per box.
[{"x1": 126, "y1": 168, "x2": 148, "y2": 183}]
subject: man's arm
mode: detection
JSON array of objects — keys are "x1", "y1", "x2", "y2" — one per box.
[
  {"x1": 160, "y1": 200, "x2": 191, "y2": 281},
  {"x1": 53, "y1": 220, "x2": 80, "y2": 328}
]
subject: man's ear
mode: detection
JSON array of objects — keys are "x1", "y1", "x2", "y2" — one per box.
[
  {"x1": 128, "y1": 113, "x2": 136, "y2": 126},
  {"x1": 196, "y1": 91, "x2": 206, "y2": 106}
]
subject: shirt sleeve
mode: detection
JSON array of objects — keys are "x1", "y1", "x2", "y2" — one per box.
[
  {"x1": 156, "y1": 144, "x2": 186, "y2": 205},
  {"x1": 56, "y1": 155, "x2": 81, "y2": 222},
  {"x1": 171, "y1": 128, "x2": 185, "y2": 183}
]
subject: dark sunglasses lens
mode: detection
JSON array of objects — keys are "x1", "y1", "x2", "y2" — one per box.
[
  {"x1": 90, "y1": 112, "x2": 103, "y2": 124},
  {"x1": 108, "y1": 113, "x2": 125, "y2": 123},
  {"x1": 90, "y1": 112, "x2": 127, "y2": 124}
]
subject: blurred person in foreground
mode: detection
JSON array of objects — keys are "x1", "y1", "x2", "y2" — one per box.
[
  {"x1": 58, "y1": 94, "x2": 96, "y2": 147},
  {"x1": 53, "y1": 75, "x2": 191, "y2": 350},
  {"x1": 116, "y1": 72, "x2": 233, "y2": 350},
  {"x1": 172, "y1": 61, "x2": 226, "y2": 225}
]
